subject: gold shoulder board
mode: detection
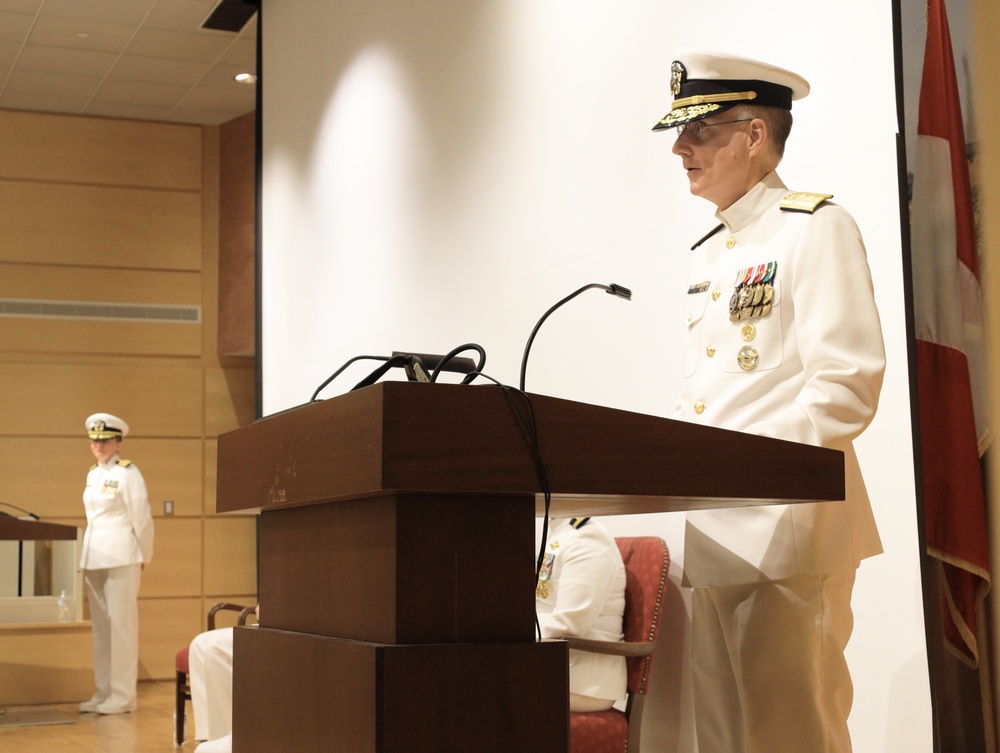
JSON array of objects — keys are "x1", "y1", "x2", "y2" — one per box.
[
  {"x1": 89, "y1": 463, "x2": 98, "y2": 471},
  {"x1": 780, "y1": 192, "x2": 833, "y2": 213},
  {"x1": 119, "y1": 459, "x2": 133, "y2": 468}
]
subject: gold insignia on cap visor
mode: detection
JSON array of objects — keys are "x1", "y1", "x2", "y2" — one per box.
[{"x1": 88, "y1": 421, "x2": 121, "y2": 440}]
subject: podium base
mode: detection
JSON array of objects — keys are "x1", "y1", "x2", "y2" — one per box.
[{"x1": 233, "y1": 627, "x2": 569, "y2": 753}]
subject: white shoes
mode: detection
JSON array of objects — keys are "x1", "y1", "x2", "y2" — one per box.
[
  {"x1": 79, "y1": 695, "x2": 137, "y2": 715},
  {"x1": 78, "y1": 695, "x2": 106, "y2": 713},
  {"x1": 95, "y1": 699, "x2": 137, "y2": 715},
  {"x1": 195, "y1": 733, "x2": 233, "y2": 753}
]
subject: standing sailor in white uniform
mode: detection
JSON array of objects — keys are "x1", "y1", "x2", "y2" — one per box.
[{"x1": 78, "y1": 412, "x2": 154, "y2": 715}]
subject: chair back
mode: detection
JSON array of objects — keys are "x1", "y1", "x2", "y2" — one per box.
[{"x1": 616, "y1": 536, "x2": 669, "y2": 695}]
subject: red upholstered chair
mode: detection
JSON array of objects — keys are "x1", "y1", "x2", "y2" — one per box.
[
  {"x1": 175, "y1": 602, "x2": 256, "y2": 745},
  {"x1": 566, "y1": 536, "x2": 669, "y2": 753}
]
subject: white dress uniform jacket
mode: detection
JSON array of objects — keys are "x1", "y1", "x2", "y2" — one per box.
[
  {"x1": 81, "y1": 456, "x2": 154, "y2": 569},
  {"x1": 535, "y1": 517, "x2": 627, "y2": 704},
  {"x1": 677, "y1": 171, "x2": 885, "y2": 587}
]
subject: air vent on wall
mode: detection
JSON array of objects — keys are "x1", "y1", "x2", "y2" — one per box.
[
  {"x1": 202, "y1": 0, "x2": 259, "y2": 33},
  {"x1": 0, "y1": 298, "x2": 201, "y2": 324}
]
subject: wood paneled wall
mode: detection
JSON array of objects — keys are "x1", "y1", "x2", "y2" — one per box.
[{"x1": 0, "y1": 109, "x2": 257, "y2": 688}]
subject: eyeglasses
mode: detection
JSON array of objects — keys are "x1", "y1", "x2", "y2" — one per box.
[{"x1": 675, "y1": 118, "x2": 754, "y2": 142}]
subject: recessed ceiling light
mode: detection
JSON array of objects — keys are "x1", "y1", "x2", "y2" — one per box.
[{"x1": 234, "y1": 73, "x2": 257, "y2": 85}]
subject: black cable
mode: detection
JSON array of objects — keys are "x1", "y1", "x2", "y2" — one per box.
[
  {"x1": 429, "y1": 343, "x2": 487, "y2": 384},
  {"x1": 351, "y1": 354, "x2": 410, "y2": 391},
  {"x1": 471, "y1": 375, "x2": 553, "y2": 641},
  {"x1": 309, "y1": 355, "x2": 389, "y2": 402}
]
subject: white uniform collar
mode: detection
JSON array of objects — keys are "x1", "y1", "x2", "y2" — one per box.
[
  {"x1": 97, "y1": 454, "x2": 121, "y2": 469},
  {"x1": 716, "y1": 171, "x2": 787, "y2": 234}
]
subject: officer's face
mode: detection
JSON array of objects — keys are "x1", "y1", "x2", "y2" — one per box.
[
  {"x1": 671, "y1": 115, "x2": 757, "y2": 210},
  {"x1": 90, "y1": 438, "x2": 120, "y2": 463}
]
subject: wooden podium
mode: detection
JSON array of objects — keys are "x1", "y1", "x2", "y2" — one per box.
[{"x1": 217, "y1": 382, "x2": 844, "y2": 753}]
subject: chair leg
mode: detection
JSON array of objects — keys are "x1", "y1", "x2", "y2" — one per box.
[{"x1": 175, "y1": 671, "x2": 187, "y2": 745}]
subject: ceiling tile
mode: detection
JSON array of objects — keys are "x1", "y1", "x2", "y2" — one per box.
[
  {"x1": 16, "y1": 44, "x2": 119, "y2": 77},
  {"x1": 0, "y1": 0, "x2": 43, "y2": 13},
  {"x1": 109, "y1": 53, "x2": 211, "y2": 85},
  {"x1": 0, "y1": 10, "x2": 36, "y2": 42},
  {"x1": 218, "y1": 34, "x2": 255, "y2": 67},
  {"x1": 0, "y1": 40, "x2": 22, "y2": 67},
  {"x1": 127, "y1": 26, "x2": 235, "y2": 63},
  {"x1": 1, "y1": 69, "x2": 101, "y2": 111},
  {"x1": 39, "y1": 0, "x2": 158, "y2": 27},
  {"x1": 29, "y1": 15, "x2": 137, "y2": 53}
]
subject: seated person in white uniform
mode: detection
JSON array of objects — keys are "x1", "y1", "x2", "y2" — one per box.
[
  {"x1": 189, "y1": 605, "x2": 257, "y2": 753},
  {"x1": 535, "y1": 516, "x2": 627, "y2": 712}
]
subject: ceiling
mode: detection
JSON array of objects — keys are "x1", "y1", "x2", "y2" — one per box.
[{"x1": 0, "y1": 0, "x2": 258, "y2": 126}]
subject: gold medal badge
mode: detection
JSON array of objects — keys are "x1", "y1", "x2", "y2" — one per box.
[{"x1": 737, "y1": 345, "x2": 760, "y2": 371}]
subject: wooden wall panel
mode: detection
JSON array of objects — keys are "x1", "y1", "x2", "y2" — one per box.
[
  {"x1": 0, "y1": 438, "x2": 202, "y2": 518},
  {"x1": 138, "y1": 597, "x2": 203, "y2": 680},
  {"x1": 131, "y1": 438, "x2": 205, "y2": 518},
  {"x1": 0, "y1": 318, "x2": 202, "y2": 357},
  {"x1": 204, "y1": 366, "x2": 256, "y2": 437},
  {"x1": 218, "y1": 111, "x2": 256, "y2": 357},
  {"x1": 204, "y1": 438, "x2": 219, "y2": 516},
  {"x1": 0, "y1": 439, "x2": 92, "y2": 517},
  {"x1": 0, "y1": 264, "x2": 202, "y2": 304},
  {"x1": 0, "y1": 180, "x2": 202, "y2": 270},
  {"x1": 204, "y1": 517, "x2": 258, "y2": 597},
  {"x1": 0, "y1": 110, "x2": 202, "y2": 190},
  {"x1": 0, "y1": 362, "x2": 204, "y2": 437},
  {"x1": 0, "y1": 110, "x2": 258, "y2": 687},
  {"x1": 140, "y1": 518, "x2": 203, "y2": 599}
]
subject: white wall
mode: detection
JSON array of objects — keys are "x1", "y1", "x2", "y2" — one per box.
[{"x1": 260, "y1": 1, "x2": 931, "y2": 750}]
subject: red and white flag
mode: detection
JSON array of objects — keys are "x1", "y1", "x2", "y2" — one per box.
[{"x1": 911, "y1": 0, "x2": 991, "y2": 666}]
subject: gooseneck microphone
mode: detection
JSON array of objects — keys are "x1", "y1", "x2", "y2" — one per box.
[
  {"x1": 0, "y1": 501, "x2": 40, "y2": 519},
  {"x1": 519, "y1": 282, "x2": 632, "y2": 391}
]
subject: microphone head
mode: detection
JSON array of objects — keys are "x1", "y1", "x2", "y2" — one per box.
[{"x1": 606, "y1": 283, "x2": 632, "y2": 301}]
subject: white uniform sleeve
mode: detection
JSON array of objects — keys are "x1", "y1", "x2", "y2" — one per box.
[{"x1": 124, "y1": 466, "x2": 155, "y2": 563}]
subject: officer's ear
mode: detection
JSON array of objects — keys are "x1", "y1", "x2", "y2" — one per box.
[{"x1": 746, "y1": 118, "x2": 776, "y2": 166}]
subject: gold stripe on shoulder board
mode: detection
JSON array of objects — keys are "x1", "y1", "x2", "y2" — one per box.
[{"x1": 780, "y1": 192, "x2": 833, "y2": 214}]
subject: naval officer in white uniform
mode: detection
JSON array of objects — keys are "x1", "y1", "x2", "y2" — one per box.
[
  {"x1": 654, "y1": 49, "x2": 886, "y2": 753},
  {"x1": 535, "y1": 516, "x2": 627, "y2": 711},
  {"x1": 78, "y1": 413, "x2": 154, "y2": 715}
]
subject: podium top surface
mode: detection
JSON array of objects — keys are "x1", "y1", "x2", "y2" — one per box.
[
  {"x1": 217, "y1": 382, "x2": 844, "y2": 516},
  {"x1": 0, "y1": 516, "x2": 78, "y2": 541}
]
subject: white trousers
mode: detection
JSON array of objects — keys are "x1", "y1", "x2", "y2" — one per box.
[
  {"x1": 691, "y1": 571, "x2": 856, "y2": 753},
  {"x1": 84, "y1": 564, "x2": 141, "y2": 707},
  {"x1": 190, "y1": 627, "x2": 235, "y2": 741}
]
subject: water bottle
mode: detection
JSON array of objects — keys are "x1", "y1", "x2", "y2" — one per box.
[{"x1": 57, "y1": 590, "x2": 70, "y2": 622}]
